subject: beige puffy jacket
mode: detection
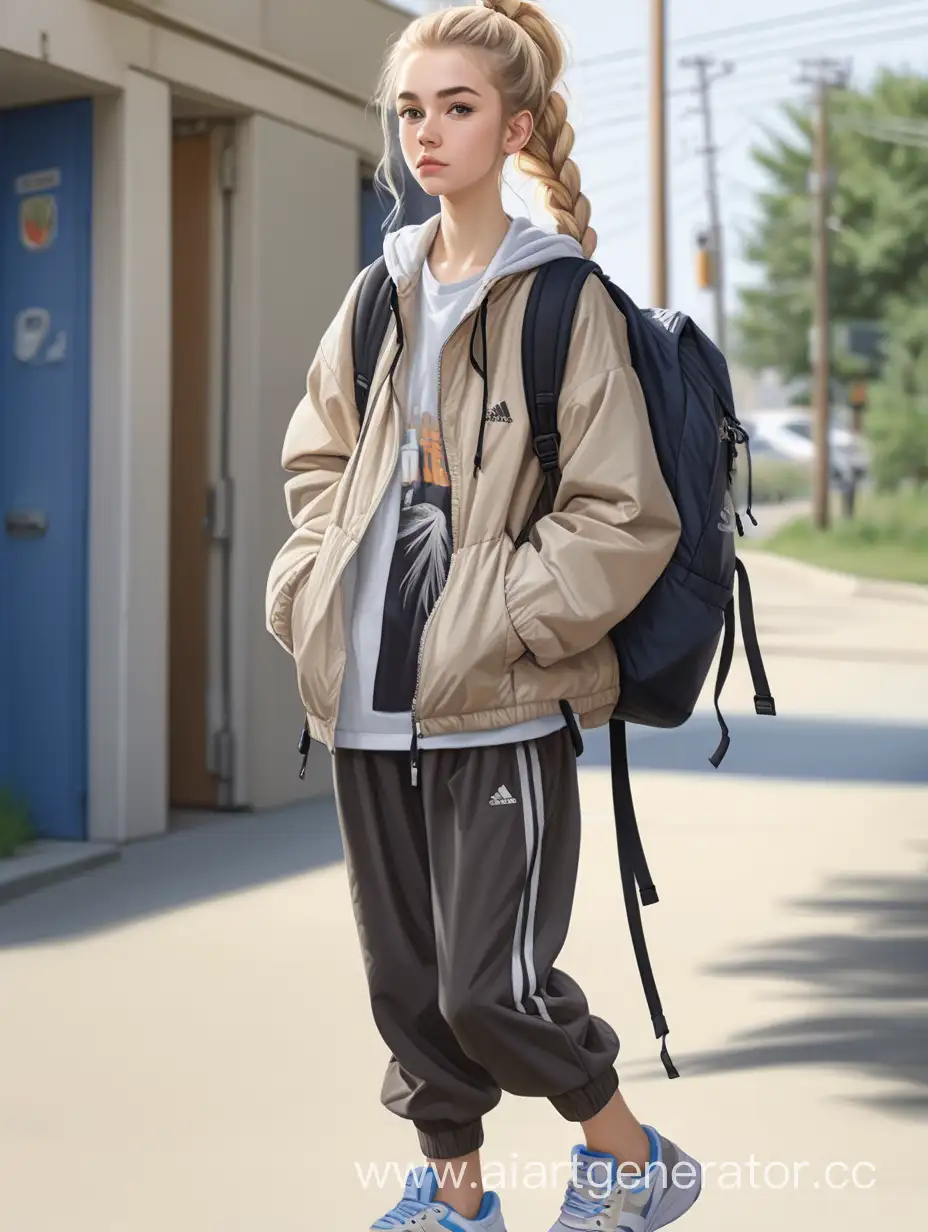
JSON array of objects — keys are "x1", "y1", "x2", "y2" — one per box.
[{"x1": 266, "y1": 236, "x2": 681, "y2": 751}]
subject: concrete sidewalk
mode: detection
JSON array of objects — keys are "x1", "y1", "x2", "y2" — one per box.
[{"x1": 0, "y1": 555, "x2": 925, "y2": 1231}]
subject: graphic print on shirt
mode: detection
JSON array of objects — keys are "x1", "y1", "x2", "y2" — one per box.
[{"x1": 372, "y1": 406, "x2": 452, "y2": 711}]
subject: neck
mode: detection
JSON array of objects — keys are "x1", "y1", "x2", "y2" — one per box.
[{"x1": 428, "y1": 172, "x2": 511, "y2": 283}]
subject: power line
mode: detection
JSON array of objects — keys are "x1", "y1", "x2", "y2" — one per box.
[
  {"x1": 673, "y1": 0, "x2": 928, "y2": 57},
  {"x1": 718, "y1": 20, "x2": 928, "y2": 69},
  {"x1": 839, "y1": 116, "x2": 928, "y2": 148},
  {"x1": 580, "y1": 111, "x2": 648, "y2": 134},
  {"x1": 573, "y1": 0, "x2": 928, "y2": 70}
]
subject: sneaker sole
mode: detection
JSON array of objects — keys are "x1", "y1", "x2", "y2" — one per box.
[{"x1": 648, "y1": 1148, "x2": 702, "y2": 1232}]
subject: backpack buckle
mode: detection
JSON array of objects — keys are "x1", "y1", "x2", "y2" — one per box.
[
  {"x1": 533, "y1": 432, "x2": 561, "y2": 473},
  {"x1": 754, "y1": 695, "x2": 776, "y2": 717}
]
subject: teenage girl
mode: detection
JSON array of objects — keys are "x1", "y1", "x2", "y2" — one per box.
[{"x1": 267, "y1": 3, "x2": 702, "y2": 1229}]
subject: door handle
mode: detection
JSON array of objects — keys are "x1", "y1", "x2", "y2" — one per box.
[{"x1": 4, "y1": 510, "x2": 48, "y2": 538}]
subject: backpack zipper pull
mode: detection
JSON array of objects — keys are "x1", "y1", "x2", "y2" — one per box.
[{"x1": 298, "y1": 718, "x2": 311, "y2": 780}]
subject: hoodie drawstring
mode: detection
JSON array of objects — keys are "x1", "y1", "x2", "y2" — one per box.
[
  {"x1": 379, "y1": 283, "x2": 405, "y2": 437},
  {"x1": 388, "y1": 284, "x2": 405, "y2": 389},
  {"x1": 469, "y1": 298, "x2": 491, "y2": 477}
]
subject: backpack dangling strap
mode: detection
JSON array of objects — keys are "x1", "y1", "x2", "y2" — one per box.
[
  {"x1": 709, "y1": 598, "x2": 736, "y2": 768},
  {"x1": 734, "y1": 559, "x2": 777, "y2": 717},
  {"x1": 709, "y1": 558, "x2": 777, "y2": 768},
  {"x1": 610, "y1": 720, "x2": 679, "y2": 1079}
]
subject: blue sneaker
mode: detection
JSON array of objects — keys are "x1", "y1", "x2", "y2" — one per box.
[
  {"x1": 549, "y1": 1126, "x2": 702, "y2": 1231},
  {"x1": 371, "y1": 1164, "x2": 507, "y2": 1231}
]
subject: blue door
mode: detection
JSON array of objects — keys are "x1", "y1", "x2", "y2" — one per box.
[{"x1": 0, "y1": 100, "x2": 93, "y2": 842}]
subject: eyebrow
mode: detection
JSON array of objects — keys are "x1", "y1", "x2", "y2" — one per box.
[{"x1": 396, "y1": 86, "x2": 482, "y2": 102}]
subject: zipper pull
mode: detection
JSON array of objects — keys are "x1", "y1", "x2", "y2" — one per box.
[
  {"x1": 298, "y1": 718, "x2": 311, "y2": 780},
  {"x1": 410, "y1": 717, "x2": 420, "y2": 788}
]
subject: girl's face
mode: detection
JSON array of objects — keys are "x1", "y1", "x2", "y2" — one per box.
[{"x1": 395, "y1": 47, "x2": 532, "y2": 200}]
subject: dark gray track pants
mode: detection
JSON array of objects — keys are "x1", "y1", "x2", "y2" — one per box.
[{"x1": 332, "y1": 728, "x2": 620, "y2": 1160}]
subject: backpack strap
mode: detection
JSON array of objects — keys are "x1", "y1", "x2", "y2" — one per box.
[
  {"x1": 734, "y1": 559, "x2": 777, "y2": 717},
  {"x1": 709, "y1": 598, "x2": 737, "y2": 769},
  {"x1": 351, "y1": 256, "x2": 396, "y2": 422},
  {"x1": 514, "y1": 257, "x2": 601, "y2": 548},
  {"x1": 610, "y1": 720, "x2": 679, "y2": 1080},
  {"x1": 708, "y1": 557, "x2": 777, "y2": 768},
  {"x1": 521, "y1": 257, "x2": 601, "y2": 476}
]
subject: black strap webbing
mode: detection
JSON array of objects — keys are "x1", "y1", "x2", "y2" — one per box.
[
  {"x1": 709, "y1": 598, "x2": 736, "y2": 769},
  {"x1": 610, "y1": 720, "x2": 679, "y2": 1080},
  {"x1": 709, "y1": 558, "x2": 777, "y2": 767},
  {"x1": 734, "y1": 559, "x2": 777, "y2": 717},
  {"x1": 522, "y1": 258, "x2": 600, "y2": 466},
  {"x1": 515, "y1": 258, "x2": 602, "y2": 545},
  {"x1": 352, "y1": 257, "x2": 395, "y2": 421}
]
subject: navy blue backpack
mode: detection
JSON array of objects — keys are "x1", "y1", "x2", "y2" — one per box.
[{"x1": 349, "y1": 255, "x2": 777, "y2": 1078}]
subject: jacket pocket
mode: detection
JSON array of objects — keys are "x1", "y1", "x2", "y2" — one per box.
[
  {"x1": 417, "y1": 535, "x2": 524, "y2": 720},
  {"x1": 291, "y1": 524, "x2": 353, "y2": 722}
]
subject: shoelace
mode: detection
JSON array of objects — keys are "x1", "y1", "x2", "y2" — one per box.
[
  {"x1": 372, "y1": 1196, "x2": 437, "y2": 1229},
  {"x1": 562, "y1": 1184, "x2": 608, "y2": 1220},
  {"x1": 561, "y1": 1163, "x2": 612, "y2": 1221}
]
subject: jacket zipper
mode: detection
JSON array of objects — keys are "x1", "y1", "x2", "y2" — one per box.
[
  {"x1": 409, "y1": 325, "x2": 459, "y2": 787},
  {"x1": 293, "y1": 333, "x2": 405, "y2": 769}
]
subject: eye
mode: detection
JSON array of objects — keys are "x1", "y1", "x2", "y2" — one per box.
[
  {"x1": 450, "y1": 103, "x2": 473, "y2": 116},
  {"x1": 398, "y1": 107, "x2": 422, "y2": 122}
]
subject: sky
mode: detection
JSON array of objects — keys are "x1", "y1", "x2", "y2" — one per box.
[{"x1": 397, "y1": 0, "x2": 928, "y2": 343}]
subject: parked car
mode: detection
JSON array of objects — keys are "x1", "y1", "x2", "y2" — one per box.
[{"x1": 740, "y1": 409, "x2": 870, "y2": 487}]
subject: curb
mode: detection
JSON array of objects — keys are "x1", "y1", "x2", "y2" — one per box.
[{"x1": 0, "y1": 841, "x2": 121, "y2": 908}]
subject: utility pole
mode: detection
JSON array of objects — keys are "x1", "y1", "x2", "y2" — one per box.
[
  {"x1": 651, "y1": 0, "x2": 668, "y2": 307},
  {"x1": 800, "y1": 58, "x2": 847, "y2": 531},
  {"x1": 680, "y1": 55, "x2": 733, "y2": 354}
]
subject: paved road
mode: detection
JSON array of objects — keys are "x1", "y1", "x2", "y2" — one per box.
[{"x1": 1, "y1": 555, "x2": 926, "y2": 1231}]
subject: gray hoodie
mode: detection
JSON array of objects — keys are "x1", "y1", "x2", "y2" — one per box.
[{"x1": 335, "y1": 214, "x2": 584, "y2": 751}]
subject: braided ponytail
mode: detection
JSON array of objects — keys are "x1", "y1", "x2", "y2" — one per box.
[
  {"x1": 515, "y1": 87, "x2": 596, "y2": 258},
  {"x1": 483, "y1": 0, "x2": 596, "y2": 256}
]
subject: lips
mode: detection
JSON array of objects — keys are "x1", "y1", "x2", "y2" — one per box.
[{"x1": 417, "y1": 158, "x2": 447, "y2": 170}]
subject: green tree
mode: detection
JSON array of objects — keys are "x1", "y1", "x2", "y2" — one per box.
[
  {"x1": 866, "y1": 290, "x2": 928, "y2": 490},
  {"x1": 735, "y1": 72, "x2": 928, "y2": 390}
]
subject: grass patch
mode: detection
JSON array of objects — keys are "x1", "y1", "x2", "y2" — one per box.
[
  {"x1": 758, "y1": 487, "x2": 928, "y2": 585},
  {"x1": 0, "y1": 785, "x2": 35, "y2": 860}
]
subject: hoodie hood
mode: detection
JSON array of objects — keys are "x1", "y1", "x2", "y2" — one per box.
[{"x1": 383, "y1": 212, "x2": 584, "y2": 310}]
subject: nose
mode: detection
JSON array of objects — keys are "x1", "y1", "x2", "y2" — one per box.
[{"x1": 418, "y1": 114, "x2": 441, "y2": 148}]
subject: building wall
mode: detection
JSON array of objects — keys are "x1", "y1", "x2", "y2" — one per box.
[
  {"x1": 89, "y1": 74, "x2": 173, "y2": 843},
  {"x1": 232, "y1": 117, "x2": 361, "y2": 808},
  {"x1": 1, "y1": 1, "x2": 397, "y2": 157},
  {"x1": 95, "y1": 0, "x2": 407, "y2": 104}
]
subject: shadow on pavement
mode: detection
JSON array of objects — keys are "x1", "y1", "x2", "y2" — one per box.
[
  {"x1": 0, "y1": 795, "x2": 344, "y2": 947},
  {"x1": 682, "y1": 856, "x2": 928, "y2": 1119},
  {"x1": 581, "y1": 714, "x2": 928, "y2": 785}
]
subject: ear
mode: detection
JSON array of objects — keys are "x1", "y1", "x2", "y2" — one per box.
[{"x1": 503, "y1": 108, "x2": 534, "y2": 156}]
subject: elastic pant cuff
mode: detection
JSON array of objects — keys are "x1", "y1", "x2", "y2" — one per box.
[
  {"x1": 415, "y1": 1118, "x2": 484, "y2": 1160},
  {"x1": 549, "y1": 1065, "x2": 619, "y2": 1122}
]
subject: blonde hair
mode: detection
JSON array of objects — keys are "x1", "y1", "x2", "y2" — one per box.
[{"x1": 372, "y1": 0, "x2": 596, "y2": 258}]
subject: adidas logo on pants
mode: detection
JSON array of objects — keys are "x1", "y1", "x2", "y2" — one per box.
[{"x1": 489, "y1": 785, "x2": 517, "y2": 806}]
